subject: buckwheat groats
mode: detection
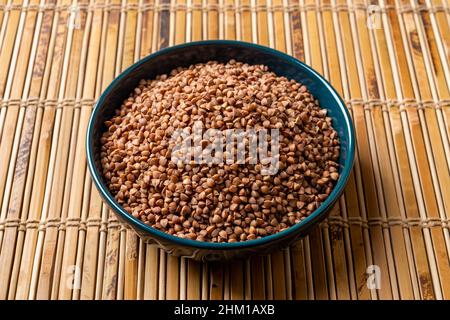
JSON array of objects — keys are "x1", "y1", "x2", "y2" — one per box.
[{"x1": 100, "y1": 60, "x2": 340, "y2": 242}]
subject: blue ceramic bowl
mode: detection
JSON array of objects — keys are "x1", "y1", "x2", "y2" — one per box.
[{"x1": 87, "y1": 40, "x2": 355, "y2": 261}]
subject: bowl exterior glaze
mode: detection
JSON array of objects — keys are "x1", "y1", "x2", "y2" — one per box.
[{"x1": 87, "y1": 40, "x2": 355, "y2": 261}]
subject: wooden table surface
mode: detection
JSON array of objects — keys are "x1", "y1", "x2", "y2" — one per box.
[{"x1": 0, "y1": 0, "x2": 449, "y2": 300}]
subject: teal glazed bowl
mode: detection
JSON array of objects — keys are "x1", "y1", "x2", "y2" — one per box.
[{"x1": 87, "y1": 40, "x2": 355, "y2": 261}]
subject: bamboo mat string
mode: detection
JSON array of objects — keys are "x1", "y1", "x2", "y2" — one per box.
[{"x1": 1, "y1": 1, "x2": 450, "y2": 12}]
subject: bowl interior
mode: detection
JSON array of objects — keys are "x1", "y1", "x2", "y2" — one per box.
[{"x1": 87, "y1": 41, "x2": 354, "y2": 249}]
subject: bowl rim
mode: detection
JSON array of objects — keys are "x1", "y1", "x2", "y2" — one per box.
[{"x1": 86, "y1": 40, "x2": 355, "y2": 250}]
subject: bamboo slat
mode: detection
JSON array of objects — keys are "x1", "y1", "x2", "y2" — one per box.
[
  {"x1": 0, "y1": 0, "x2": 448, "y2": 301},
  {"x1": 79, "y1": 0, "x2": 109, "y2": 300},
  {"x1": 319, "y1": 0, "x2": 353, "y2": 300},
  {"x1": 97, "y1": 0, "x2": 122, "y2": 300},
  {"x1": 30, "y1": 0, "x2": 72, "y2": 299},
  {"x1": 14, "y1": 0, "x2": 62, "y2": 300}
]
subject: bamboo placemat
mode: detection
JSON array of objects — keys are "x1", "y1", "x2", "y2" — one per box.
[{"x1": 0, "y1": 0, "x2": 449, "y2": 300}]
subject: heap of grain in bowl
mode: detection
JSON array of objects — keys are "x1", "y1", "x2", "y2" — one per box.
[{"x1": 100, "y1": 60, "x2": 340, "y2": 242}]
